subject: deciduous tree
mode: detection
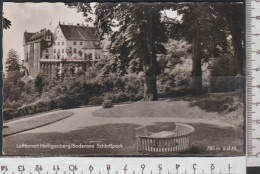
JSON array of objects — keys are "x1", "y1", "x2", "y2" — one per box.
[
  {"x1": 168, "y1": 3, "x2": 230, "y2": 95},
  {"x1": 68, "y1": 3, "x2": 168, "y2": 101}
]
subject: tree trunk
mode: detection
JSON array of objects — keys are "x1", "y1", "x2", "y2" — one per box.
[
  {"x1": 229, "y1": 5, "x2": 244, "y2": 90},
  {"x1": 143, "y1": 8, "x2": 158, "y2": 101},
  {"x1": 232, "y1": 30, "x2": 244, "y2": 90},
  {"x1": 144, "y1": 72, "x2": 158, "y2": 101},
  {"x1": 191, "y1": 28, "x2": 202, "y2": 95},
  {"x1": 232, "y1": 30, "x2": 243, "y2": 76},
  {"x1": 229, "y1": 5, "x2": 244, "y2": 77}
]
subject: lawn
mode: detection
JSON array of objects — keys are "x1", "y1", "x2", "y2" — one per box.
[
  {"x1": 94, "y1": 92, "x2": 243, "y2": 126},
  {"x1": 3, "y1": 122, "x2": 243, "y2": 156},
  {"x1": 3, "y1": 111, "x2": 74, "y2": 137},
  {"x1": 3, "y1": 92, "x2": 244, "y2": 156}
]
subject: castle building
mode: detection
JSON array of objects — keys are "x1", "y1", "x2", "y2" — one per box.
[
  {"x1": 23, "y1": 22, "x2": 109, "y2": 78},
  {"x1": 23, "y1": 29, "x2": 53, "y2": 77}
]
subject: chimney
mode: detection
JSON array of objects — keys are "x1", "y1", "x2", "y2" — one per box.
[
  {"x1": 77, "y1": 23, "x2": 80, "y2": 27},
  {"x1": 25, "y1": 30, "x2": 27, "y2": 33}
]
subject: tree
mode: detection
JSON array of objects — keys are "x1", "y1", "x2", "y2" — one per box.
[
  {"x1": 68, "y1": 3, "x2": 168, "y2": 101},
  {"x1": 68, "y1": 2, "x2": 243, "y2": 97},
  {"x1": 3, "y1": 50, "x2": 23, "y2": 105},
  {"x1": 2, "y1": 13, "x2": 11, "y2": 30},
  {"x1": 5, "y1": 49, "x2": 21, "y2": 75},
  {"x1": 168, "y1": 3, "x2": 229, "y2": 95},
  {"x1": 35, "y1": 73, "x2": 45, "y2": 94},
  {"x1": 214, "y1": 3, "x2": 244, "y2": 76}
]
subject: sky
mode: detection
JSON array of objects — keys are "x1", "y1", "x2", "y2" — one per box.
[{"x1": 2, "y1": 2, "x2": 92, "y2": 70}]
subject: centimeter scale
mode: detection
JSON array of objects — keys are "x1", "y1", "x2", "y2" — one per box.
[
  {"x1": 0, "y1": 0, "x2": 258, "y2": 173},
  {"x1": 0, "y1": 157, "x2": 246, "y2": 174},
  {"x1": 246, "y1": 0, "x2": 260, "y2": 167}
]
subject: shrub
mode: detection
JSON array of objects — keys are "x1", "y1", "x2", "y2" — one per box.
[
  {"x1": 209, "y1": 55, "x2": 237, "y2": 92},
  {"x1": 102, "y1": 99, "x2": 113, "y2": 108},
  {"x1": 56, "y1": 95, "x2": 82, "y2": 109},
  {"x1": 89, "y1": 95, "x2": 104, "y2": 106},
  {"x1": 3, "y1": 108, "x2": 17, "y2": 120}
]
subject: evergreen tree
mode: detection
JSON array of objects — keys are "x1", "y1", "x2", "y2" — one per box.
[{"x1": 5, "y1": 49, "x2": 21, "y2": 75}]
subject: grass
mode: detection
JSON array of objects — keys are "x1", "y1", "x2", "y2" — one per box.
[
  {"x1": 3, "y1": 91, "x2": 244, "y2": 156},
  {"x1": 3, "y1": 122, "x2": 243, "y2": 156},
  {"x1": 94, "y1": 91, "x2": 243, "y2": 126},
  {"x1": 94, "y1": 100, "x2": 184, "y2": 118},
  {"x1": 3, "y1": 111, "x2": 74, "y2": 137},
  {"x1": 189, "y1": 91, "x2": 243, "y2": 113},
  {"x1": 169, "y1": 90, "x2": 243, "y2": 113}
]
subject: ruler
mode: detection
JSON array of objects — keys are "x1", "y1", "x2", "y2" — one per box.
[
  {"x1": 0, "y1": 157, "x2": 246, "y2": 174},
  {"x1": 246, "y1": 0, "x2": 260, "y2": 167}
]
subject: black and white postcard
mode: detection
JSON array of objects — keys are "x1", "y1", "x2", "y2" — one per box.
[{"x1": 2, "y1": 2, "x2": 245, "y2": 156}]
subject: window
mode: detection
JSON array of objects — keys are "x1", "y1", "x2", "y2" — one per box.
[
  {"x1": 62, "y1": 42, "x2": 64, "y2": 45},
  {"x1": 89, "y1": 53, "x2": 92, "y2": 60},
  {"x1": 46, "y1": 49, "x2": 49, "y2": 53},
  {"x1": 57, "y1": 55, "x2": 60, "y2": 59},
  {"x1": 54, "y1": 55, "x2": 56, "y2": 59},
  {"x1": 58, "y1": 42, "x2": 60, "y2": 46},
  {"x1": 62, "y1": 49, "x2": 64, "y2": 53},
  {"x1": 74, "y1": 48, "x2": 77, "y2": 53},
  {"x1": 54, "y1": 49, "x2": 56, "y2": 53},
  {"x1": 46, "y1": 55, "x2": 49, "y2": 59},
  {"x1": 73, "y1": 41, "x2": 77, "y2": 45},
  {"x1": 80, "y1": 42, "x2": 83, "y2": 45},
  {"x1": 58, "y1": 49, "x2": 60, "y2": 53},
  {"x1": 54, "y1": 42, "x2": 56, "y2": 46}
]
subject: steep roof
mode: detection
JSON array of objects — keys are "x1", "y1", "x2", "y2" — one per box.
[
  {"x1": 24, "y1": 32, "x2": 36, "y2": 45},
  {"x1": 28, "y1": 29, "x2": 52, "y2": 42},
  {"x1": 59, "y1": 24, "x2": 98, "y2": 40}
]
